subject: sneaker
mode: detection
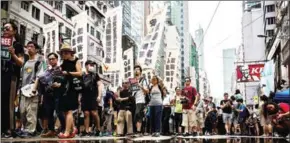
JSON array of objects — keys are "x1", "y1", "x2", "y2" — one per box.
[
  {"x1": 80, "y1": 131, "x2": 89, "y2": 137},
  {"x1": 2, "y1": 132, "x2": 12, "y2": 138},
  {"x1": 95, "y1": 131, "x2": 100, "y2": 137},
  {"x1": 192, "y1": 132, "x2": 197, "y2": 136},
  {"x1": 19, "y1": 131, "x2": 36, "y2": 138},
  {"x1": 155, "y1": 133, "x2": 160, "y2": 137}
]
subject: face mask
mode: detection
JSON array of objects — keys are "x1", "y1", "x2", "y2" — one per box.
[{"x1": 88, "y1": 66, "x2": 96, "y2": 73}]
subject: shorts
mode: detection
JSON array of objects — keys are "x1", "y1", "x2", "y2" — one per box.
[
  {"x1": 196, "y1": 112, "x2": 204, "y2": 128},
  {"x1": 81, "y1": 97, "x2": 97, "y2": 111},
  {"x1": 182, "y1": 109, "x2": 195, "y2": 127},
  {"x1": 223, "y1": 113, "x2": 232, "y2": 124},
  {"x1": 135, "y1": 103, "x2": 145, "y2": 123},
  {"x1": 260, "y1": 115, "x2": 271, "y2": 126}
]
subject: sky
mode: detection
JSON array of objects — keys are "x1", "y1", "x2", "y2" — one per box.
[{"x1": 188, "y1": 1, "x2": 243, "y2": 100}]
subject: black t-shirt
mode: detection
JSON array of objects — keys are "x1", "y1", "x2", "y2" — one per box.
[
  {"x1": 1, "y1": 41, "x2": 24, "y2": 78},
  {"x1": 119, "y1": 89, "x2": 132, "y2": 110},
  {"x1": 220, "y1": 99, "x2": 233, "y2": 114}
]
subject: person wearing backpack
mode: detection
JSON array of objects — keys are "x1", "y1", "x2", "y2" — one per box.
[
  {"x1": 80, "y1": 60, "x2": 102, "y2": 137},
  {"x1": 181, "y1": 77, "x2": 199, "y2": 136},
  {"x1": 132, "y1": 65, "x2": 149, "y2": 137},
  {"x1": 17, "y1": 41, "x2": 46, "y2": 138},
  {"x1": 234, "y1": 98, "x2": 248, "y2": 135},
  {"x1": 148, "y1": 75, "x2": 164, "y2": 137}
]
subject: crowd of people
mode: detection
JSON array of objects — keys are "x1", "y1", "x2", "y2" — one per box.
[{"x1": 1, "y1": 21, "x2": 290, "y2": 139}]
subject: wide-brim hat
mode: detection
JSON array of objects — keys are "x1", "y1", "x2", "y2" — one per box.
[{"x1": 57, "y1": 43, "x2": 76, "y2": 54}]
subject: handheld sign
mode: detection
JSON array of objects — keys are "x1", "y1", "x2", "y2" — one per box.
[
  {"x1": 129, "y1": 78, "x2": 140, "y2": 92},
  {"x1": 1, "y1": 37, "x2": 13, "y2": 60}
]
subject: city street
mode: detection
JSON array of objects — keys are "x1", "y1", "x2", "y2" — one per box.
[{"x1": 1, "y1": 135, "x2": 289, "y2": 143}]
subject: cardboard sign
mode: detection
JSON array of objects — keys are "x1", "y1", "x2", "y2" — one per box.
[
  {"x1": 1, "y1": 37, "x2": 13, "y2": 60},
  {"x1": 129, "y1": 78, "x2": 140, "y2": 92}
]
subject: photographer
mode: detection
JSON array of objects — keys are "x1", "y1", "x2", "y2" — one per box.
[
  {"x1": 181, "y1": 78, "x2": 199, "y2": 136},
  {"x1": 116, "y1": 80, "x2": 133, "y2": 136}
]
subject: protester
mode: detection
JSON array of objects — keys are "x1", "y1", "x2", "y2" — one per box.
[
  {"x1": 220, "y1": 93, "x2": 233, "y2": 135},
  {"x1": 172, "y1": 87, "x2": 183, "y2": 135},
  {"x1": 162, "y1": 87, "x2": 172, "y2": 136},
  {"x1": 1, "y1": 21, "x2": 25, "y2": 138},
  {"x1": 259, "y1": 95, "x2": 272, "y2": 137},
  {"x1": 39, "y1": 52, "x2": 65, "y2": 138},
  {"x1": 18, "y1": 41, "x2": 46, "y2": 138},
  {"x1": 195, "y1": 93, "x2": 205, "y2": 136},
  {"x1": 57, "y1": 43, "x2": 82, "y2": 138},
  {"x1": 102, "y1": 90, "x2": 115, "y2": 136},
  {"x1": 133, "y1": 65, "x2": 149, "y2": 137},
  {"x1": 80, "y1": 60, "x2": 103, "y2": 137},
  {"x1": 116, "y1": 80, "x2": 133, "y2": 136},
  {"x1": 181, "y1": 77, "x2": 199, "y2": 136},
  {"x1": 148, "y1": 76, "x2": 163, "y2": 137}
]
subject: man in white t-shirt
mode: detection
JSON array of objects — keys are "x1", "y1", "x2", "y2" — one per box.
[{"x1": 132, "y1": 65, "x2": 148, "y2": 137}]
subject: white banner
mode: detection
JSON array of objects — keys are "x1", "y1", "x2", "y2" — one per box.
[
  {"x1": 138, "y1": 7, "x2": 167, "y2": 69},
  {"x1": 260, "y1": 60, "x2": 275, "y2": 96},
  {"x1": 43, "y1": 21, "x2": 59, "y2": 58},
  {"x1": 71, "y1": 11, "x2": 89, "y2": 67},
  {"x1": 123, "y1": 47, "x2": 134, "y2": 79},
  {"x1": 103, "y1": 6, "x2": 123, "y2": 90}
]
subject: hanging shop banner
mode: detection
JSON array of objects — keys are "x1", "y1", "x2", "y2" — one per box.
[
  {"x1": 43, "y1": 21, "x2": 59, "y2": 58},
  {"x1": 260, "y1": 60, "x2": 275, "y2": 96},
  {"x1": 123, "y1": 47, "x2": 134, "y2": 79},
  {"x1": 71, "y1": 11, "x2": 88, "y2": 67},
  {"x1": 1, "y1": 36, "x2": 13, "y2": 60},
  {"x1": 236, "y1": 64, "x2": 265, "y2": 82}
]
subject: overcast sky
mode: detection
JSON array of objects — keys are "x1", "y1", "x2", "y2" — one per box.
[{"x1": 188, "y1": 1, "x2": 243, "y2": 100}]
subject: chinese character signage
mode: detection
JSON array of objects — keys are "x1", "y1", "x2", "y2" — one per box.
[
  {"x1": 236, "y1": 64, "x2": 265, "y2": 82},
  {"x1": 1, "y1": 37, "x2": 13, "y2": 60}
]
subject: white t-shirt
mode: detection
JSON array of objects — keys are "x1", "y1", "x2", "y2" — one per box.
[
  {"x1": 133, "y1": 78, "x2": 148, "y2": 104},
  {"x1": 163, "y1": 94, "x2": 172, "y2": 106}
]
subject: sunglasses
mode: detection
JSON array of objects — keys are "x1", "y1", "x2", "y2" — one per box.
[
  {"x1": 48, "y1": 58, "x2": 56, "y2": 61},
  {"x1": 2, "y1": 26, "x2": 11, "y2": 32}
]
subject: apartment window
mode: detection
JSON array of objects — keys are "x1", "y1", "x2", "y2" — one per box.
[
  {"x1": 90, "y1": 26, "x2": 95, "y2": 36},
  {"x1": 171, "y1": 58, "x2": 175, "y2": 63},
  {"x1": 181, "y1": 15, "x2": 183, "y2": 18},
  {"x1": 181, "y1": 21, "x2": 184, "y2": 24},
  {"x1": 266, "y1": 30, "x2": 274, "y2": 37},
  {"x1": 166, "y1": 71, "x2": 170, "y2": 76},
  {"x1": 170, "y1": 64, "x2": 175, "y2": 70},
  {"x1": 44, "y1": 13, "x2": 52, "y2": 24},
  {"x1": 65, "y1": 27, "x2": 72, "y2": 37},
  {"x1": 87, "y1": 24, "x2": 89, "y2": 32},
  {"x1": 266, "y1": 5, "x2": 275, "y2": 13},
  {"x1": 166, "y1": 77, "x2": 170, "y2": 82},
  {"x1": 19, "y1": 25, "x2": 26, "y2": 46},
  {"x1": 55, "y1": 1, "x2": 63, "y2": 12},
  {"x1": 266, "y1": 17, "x2": 275, "y2": 25},
  {"x1": 1, "y1": 1, "x2": 8, "y2": 11},
  {"x1": 96, "y1": 31, "x2": 101, "y2": 39},
  {"x1": 66, "y1": 5, "x2": 77, "y2": 20},
  {"x1": 45, "y1": 1, "x2": 53, "y2": 6},
  {"x1": 21, "y1": 1, "x2": 29, "y2": 11},
  {"x1": 32, "y1": 33, "x2": 38, "y2": 42},
  {"x1": 32, "y1": 6, "x2": 40, "y2": 20}
]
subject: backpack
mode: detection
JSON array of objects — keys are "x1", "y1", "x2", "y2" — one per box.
[
  {"x1": 149, "y1": 84, "x2": 164, "y2": 100},
  {"x1": 82, "y1": 72, "x2": 97, "y2": 91}
]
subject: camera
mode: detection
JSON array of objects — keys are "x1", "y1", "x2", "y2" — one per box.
[{"x1": 180, "y1": 98, "x2": 189, "y2": 104}]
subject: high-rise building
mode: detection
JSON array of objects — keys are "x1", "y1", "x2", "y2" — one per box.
[
  {"x1": 190, "y1": 35, "x2": 199, "y2": 90},
  {"x1": 194, "y1": 26, "x2": 205, "y2": 71},
  {"x1": 147, "y1": 1, "x2": 190, "y2": 86},
  {"x1": 223, "y1": 48, "x2": 236, "y2": 93}
]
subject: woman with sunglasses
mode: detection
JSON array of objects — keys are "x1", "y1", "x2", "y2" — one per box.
[
  {"x1": 57, "y1": 44, "x2": 82, "y2": 138},
  {"x1": 1, "y1": 21, "x2": 25, "y2": 138}
]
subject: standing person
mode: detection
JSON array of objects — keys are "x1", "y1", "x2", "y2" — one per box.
[
  {"x1": 133, "y1": 65, "x2": 149, "y2": 137},
  {"x1": 102, "y1": 90, "x2": 115, "y2": 136},
  {"x1": 220, "y1": 93, "x2": 233, "y2": 135},
  {"x1": 57, "y1": 43, "x2": 82, "y2": 138},
  {"x1": 172, "y1": 87, "x2": 183, "y2": 136},
  {"x1": 260, "y1": 95, "x2": 272, "y2": 137},
  {"x1": 80, "y1": 60, "x2": 103, "y2": 137},
  {"x1": 195, "y1": 94, "x2": 205, "y2": 136},
  {"x1": 116, "y1": 81, "x2": 133, "y2": 136},
  {"x1": 18, "y1": 41, "x2": 46, "y2": 138},
  {"x1": 234, "y1": 99, "x2": 247, "y2": 135},
  {"x1": 181, "y1": 77, "x2": 199, "y2": 136},
  {"x1": 162, "y1": 87, "x2": 172, "y2": 136},
  {"x1": 1, "y1": 21, "x2": 25, "y2": 138},
  {"x1": 39, "y1": 53, "x2": 65, "y2": 138},
  {"x1": 235, "y1": 89, "x2": 243, "y2": 101},
  {"x1": 148, "y1": 76, "x2": 163, "y2": 137}
]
